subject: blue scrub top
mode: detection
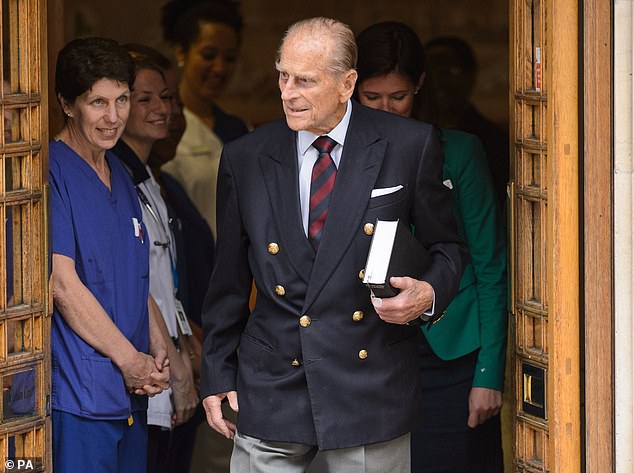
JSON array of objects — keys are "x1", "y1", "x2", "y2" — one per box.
[{"x1": 49, "y1": 139, "x2": 149, "y2": 420}]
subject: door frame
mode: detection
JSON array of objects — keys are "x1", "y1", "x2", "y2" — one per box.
[
  {"x1": 510, "y1": 0, "x2": 614, "y2": 471},
  {"x1": 582, "y1": 0, "x2": 613, "y2": 471},
  {"x1": 41, "y1": 0, "x2": 617, "y2": 470}
]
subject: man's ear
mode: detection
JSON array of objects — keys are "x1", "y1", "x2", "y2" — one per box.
[{"x1": 340, "y1": 69, "x2": 358, "y2": 102}]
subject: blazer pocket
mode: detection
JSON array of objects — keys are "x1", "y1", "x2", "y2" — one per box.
[
  {"x1": 240, "y1": 332, "x2": 275, "y2": 353},
  {"x1": 370, "y1": 185, "x2": 403, "y2": 198},
  {"x1": 366, "y1": 186, "x2": 406, "y2": 210}
]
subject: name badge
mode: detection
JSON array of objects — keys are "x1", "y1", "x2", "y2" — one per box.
[
  {"x1": 132, "y1": 217, "x2": 144, "y2": 243},
  {"x1": 174, "y1": 299, "x2": 192, "y2": 336}
]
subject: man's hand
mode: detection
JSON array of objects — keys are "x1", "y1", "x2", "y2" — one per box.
[
  {"x1": 203, "y1": 391, "x2": 239, "y2": 439},
  {"x1": 371, "y1": 277, "x2": 434, "y2": 324},
  {"x1": 467, "y1": 387, "x2": 503, "y2": 428}
]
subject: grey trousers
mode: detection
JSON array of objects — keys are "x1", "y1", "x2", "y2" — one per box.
[{"x1": 230, "y1": 431, "x2": 411, "y2": 473}]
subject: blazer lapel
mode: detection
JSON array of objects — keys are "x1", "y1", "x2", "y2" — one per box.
[
  {"x1": 303, "y1": 105, "x2": 386, "y2": 311},
  {"x1": 259, "y1": 128, "x2": 315, "y2": 284}
]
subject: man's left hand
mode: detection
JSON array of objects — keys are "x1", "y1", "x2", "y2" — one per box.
[
  {"x1": 371, "y1": 277, "x2": 433, "y2": 325},
  {"x1": 467, "y1": 387, "x2": 503, "y2": 428}
]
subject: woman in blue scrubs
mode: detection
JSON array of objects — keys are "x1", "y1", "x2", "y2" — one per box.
[{"x1": 49, "y1": 37, "x2": 170, "y2": 473}]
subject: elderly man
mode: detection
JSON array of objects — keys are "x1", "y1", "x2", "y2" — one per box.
[{"x1": 200, "y1": 17, "x2": 468, "y2": 473}]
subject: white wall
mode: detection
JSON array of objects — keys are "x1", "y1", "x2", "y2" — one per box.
[{"x1": 615, "y1": 1, "x2": 634, "y2": 471}]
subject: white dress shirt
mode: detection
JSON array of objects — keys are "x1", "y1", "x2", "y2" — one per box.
[{"x1": 296, "y1": 100, "x2": 353, "y2": 236}]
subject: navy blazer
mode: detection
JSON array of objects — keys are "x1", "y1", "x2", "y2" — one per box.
[{"x1": 200, "y1": 102, "x2": 468, "y2": 449}]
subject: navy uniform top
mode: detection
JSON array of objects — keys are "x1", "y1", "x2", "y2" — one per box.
[{"x1": 49, "y1": 139, "x2": 149, "y2": 419}]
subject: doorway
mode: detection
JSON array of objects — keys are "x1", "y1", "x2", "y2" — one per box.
[{"x1": 13, "y1": 0, "x2": 616, "y2": 471}]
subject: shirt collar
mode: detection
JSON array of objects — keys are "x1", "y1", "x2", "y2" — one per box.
[
  {"x1": 112, "y1": 139, "x2": 150, "y2": 185},
  {"x1": 297, "y1": 99, "x2": 353, "y2": 155}
]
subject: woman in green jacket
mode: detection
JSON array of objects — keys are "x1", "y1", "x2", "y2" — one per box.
[{"x1": 356, "y1": 22, "x2": 508, "y2": 473}]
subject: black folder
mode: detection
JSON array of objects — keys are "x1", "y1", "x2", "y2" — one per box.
[{"x1": 363, "y1": 219, "x2": 431, "y2": 298}]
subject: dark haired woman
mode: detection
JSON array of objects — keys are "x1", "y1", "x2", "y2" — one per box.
[
  {"x1": 355, "y1": 22, "x2": 507, "y2": 473},
  {"x1": 161, "y1": 0, "x2": 249, "y2": 238},
  {"x1": 50, "y1": 37, "x2": 169, "y2": 472}
]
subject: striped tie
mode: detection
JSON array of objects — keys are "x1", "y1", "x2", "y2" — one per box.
[{"x1": 308, "y1": 136, "x2": 337, "y2": 250}]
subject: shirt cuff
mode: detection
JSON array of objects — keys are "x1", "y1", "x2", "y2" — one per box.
[{"x1": 422, "y1": 287, "x2": 436, "y2": 317}]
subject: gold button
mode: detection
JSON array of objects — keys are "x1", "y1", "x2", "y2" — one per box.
[
  {"x1": 358, "y1": 269, "x2": 365, "y2": 280},
  {"x1": 299, "y1": 315, "x2": 312, "y2": 327},
  {"x1": 267, "y1": 242, "x2": 280, "y2": 255},
  {"x1": 363, "y1": 223, "x2": 375, "y2": 236},
  {"x1": 358, "y1": 349, "x2": 368, "y2": 360},
  {"x1": 352, "y1": 310, "x2": 364, "y2": 322},
  {"x1": 275, "y1": 285, "x2": 286, "y2": 296},
  {"x1": 291, "y1": 358, "x2": 301, "y2": 367}
]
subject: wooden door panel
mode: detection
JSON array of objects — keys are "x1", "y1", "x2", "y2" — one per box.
[
  {"x1": 511, "y1": 0, "x2": 550, "y2": 470},
  {"x1": 0, "y1": 0, "x2": 50, "y2": 470},
  {"x1": 511, "y1": 0, "x2": 581, "y2": 471}
]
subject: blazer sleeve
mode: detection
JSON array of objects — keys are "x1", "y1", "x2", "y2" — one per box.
[
  {"x1": 453, "y1": 135, "x2": 508, "y2": 390},
  {"x1": 412, "y1": 127, "x2": 470, "y2": 314},
  {"x1": 199, "y1": 147, "x2": 253, "y2": 398}
]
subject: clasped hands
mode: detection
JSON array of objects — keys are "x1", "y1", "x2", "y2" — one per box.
[
  {"x1": 120, "y1": 349, "x2": 170, "y2": 397},
  {"x1": 371, "y1": 276, "x2": 434, "y2": 324}
]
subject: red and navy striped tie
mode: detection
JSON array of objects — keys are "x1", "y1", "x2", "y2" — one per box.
[{"x1": 308, "y1": 136, "x2": 337, "y2": 250}]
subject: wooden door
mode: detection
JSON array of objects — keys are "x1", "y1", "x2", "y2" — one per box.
[
  {"x1": 0, "y1": 0, "x2": 50, "y2": 470},
  {"x1": 510, "y1": 0, "x2": 582, "y2": 471}
]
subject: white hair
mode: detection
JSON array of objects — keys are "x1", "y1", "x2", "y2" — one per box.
[{"x1": 275, "y1": 17, "x2": 357, "y2": 74}]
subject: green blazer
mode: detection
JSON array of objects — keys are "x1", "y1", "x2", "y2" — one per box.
[{"x1": 423, "y1": 128, "x2": 508, "y2": 391}]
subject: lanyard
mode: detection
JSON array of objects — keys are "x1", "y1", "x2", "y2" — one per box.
[{"x1": 136, "y1": 186, "x2": 179, "y2": 290}]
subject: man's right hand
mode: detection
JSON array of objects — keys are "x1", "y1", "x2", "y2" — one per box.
[{"x1": 203, "y1": 391, "x2": 239, "y2": 439}]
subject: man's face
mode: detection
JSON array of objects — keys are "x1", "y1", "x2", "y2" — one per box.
[{"x1": 277, "y1": 32, "x2": 356, "y2": 135}]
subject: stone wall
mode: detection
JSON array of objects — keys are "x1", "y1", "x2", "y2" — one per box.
[
  {"x1": 614, "y1": 1, "x2": 634, "y2": 472},
  {"x1": 63, "y1": 0, "x2": 508, "y2": 128}
]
